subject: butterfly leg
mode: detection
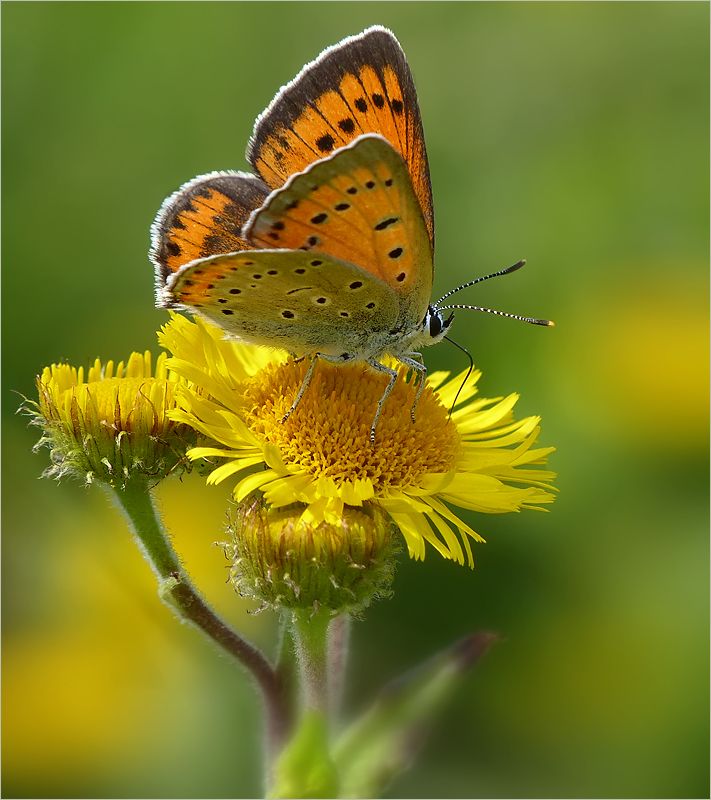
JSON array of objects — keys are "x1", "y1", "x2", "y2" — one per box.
[
  {"x1": 281, "y1": 352, "x2": 355, "y2": 424},
  {"x1": 367, "y1": 359, "x2": 399, "y2": 445},
  {"x1": 397, "y1": 353, "x2": 427, "y2": 423}
]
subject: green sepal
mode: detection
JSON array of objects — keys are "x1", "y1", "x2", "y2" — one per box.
[
  {"x1": 269, "y1": 710, "x2": 340, "y2": 799},
  {"x1": 333, "y1": 632, "x2": 500, "y2": 799}
]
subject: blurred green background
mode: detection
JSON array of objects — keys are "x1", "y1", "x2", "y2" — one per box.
[{"x1": 3, "y1": 3, "x2": 708, "y2": 798}]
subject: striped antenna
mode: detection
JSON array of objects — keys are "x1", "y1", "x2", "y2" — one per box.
[
  {"x1": 437, "y1": 304, "x2": 554, "y2": 326},
  {"x1": 434, "y1": 259, "x2": 527, "y2": 308},
  {"x1": 437, "y1": 305, "x2": 555, "y2": 328}
]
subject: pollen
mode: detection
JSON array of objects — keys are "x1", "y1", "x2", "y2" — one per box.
[{"x1": 244, "y1": 358, "x2": 461, "y2": 489}]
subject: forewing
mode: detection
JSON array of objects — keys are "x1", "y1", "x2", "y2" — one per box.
[
  {"x1": 165, "y1": 249, "x2": 399, "y2": 355},
  {"x1": 244, "y1": 135, "x2": 433, "y2": 321},
  {"x1": 247, "y1": 26, "x2": 434, "y2": 249},
  {"x1": 150, "y1": 171, "x2": 269, "y2": 304}
]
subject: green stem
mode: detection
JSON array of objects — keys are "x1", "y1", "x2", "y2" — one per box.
[
  {"x1": 111, "y1": 477, "x2": 289, "y2": 759},
  {"x1": 269, "y1": 612, "x2": 340, "y2": 798},
  {"x1": 292, "y1": 610, "x2": 332, "y2": 716},
  {"x1": 328, "y1": 613, "x2": 351, "y2": 721}
]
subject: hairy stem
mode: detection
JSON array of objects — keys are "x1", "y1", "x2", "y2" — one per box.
[
  {"x1": 329, "y1": 613, "x2": 351, "y2": 721},
  {"x1": 292, "y1": 610, "x2": 332, "y2": 716}
]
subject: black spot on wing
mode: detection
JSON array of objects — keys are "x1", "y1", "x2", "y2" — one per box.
[
  {"x1": 316, "y1": 134, "x2": 335, "y2": 152},
  {"x1": 374, "y1": 217, "x2": 399, "y2": 231}
]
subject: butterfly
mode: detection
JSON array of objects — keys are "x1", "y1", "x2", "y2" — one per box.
[{"x1": 150, "y1": 26, "x2": 551, "y2": 442}]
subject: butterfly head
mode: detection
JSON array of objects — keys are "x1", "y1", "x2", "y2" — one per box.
[
  {"x1": 425, "y1": 305, "x2": 454, "y2": 343},
  {"x1": 397, "y1": 305, "x2": 453, "y2": 355}
]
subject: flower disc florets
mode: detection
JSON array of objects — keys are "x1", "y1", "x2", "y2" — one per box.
[
  {"x1": 226, "y1": 496, "x2": 398, "y2": 614},
  {"x1": 30, "y1": 351, "x2": 196, "y2": 487},
  {"x1": 245, "y1": 359, "x2": 460, "y2": 490}
]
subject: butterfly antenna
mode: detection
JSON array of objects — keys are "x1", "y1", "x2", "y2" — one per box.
[
  {"x1": 437, "y1": 304, "x2": 554, "y2": 326},
  {"x1": 434, "y1": 259, "x2": 527, "y2": 308},
  {"x1": 443, "y1": 336, "x2": 474, "y2": 417}
]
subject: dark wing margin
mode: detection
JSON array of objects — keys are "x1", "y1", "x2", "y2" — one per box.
[
  {"x1": 150, "y1": 170, "x2": 269, "y2": 305},
  {"x1": 246, "y1": 25, "x2": 434, "y2": 249}
]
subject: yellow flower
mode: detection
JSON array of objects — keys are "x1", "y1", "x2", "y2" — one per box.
[
  {"x1": 30, "y1": 351, "x2": 196, "y2": 487},
  {"x1": 161, "y1": 314, "x2": 556, "y2": 567}
]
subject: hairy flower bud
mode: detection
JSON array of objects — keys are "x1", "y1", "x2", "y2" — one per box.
[{"x1": 226, "y1": 496, "x2": 399, "y2": 615}]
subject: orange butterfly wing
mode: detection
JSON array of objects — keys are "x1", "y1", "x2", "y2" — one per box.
[
  {"x1": 150, "y1": 171, "x2": 268, "y2": 304},
  {"x1": 245, "y1": 135, "x2": 433, "y2": 322},
  {"x1": 247, "y1": 26, "x2": 434, "y2": 251}
]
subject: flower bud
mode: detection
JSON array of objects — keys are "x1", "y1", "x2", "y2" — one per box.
[{"x1": 226, "y1": 497, "x2": 399, "y2": 615}]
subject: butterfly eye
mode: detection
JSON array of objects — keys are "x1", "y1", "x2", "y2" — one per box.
[{"x1": 429, "y1": 314, "x2": 443, "y2": 337}]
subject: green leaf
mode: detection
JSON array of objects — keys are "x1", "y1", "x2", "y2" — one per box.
[{"x1": 333, "y1": 632, "x2": 500, "y2": 799}]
